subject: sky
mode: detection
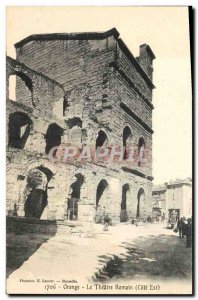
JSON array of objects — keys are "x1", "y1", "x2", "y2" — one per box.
[{"x1": 6, "y1": 6, "x2": 192, "y2": 184}]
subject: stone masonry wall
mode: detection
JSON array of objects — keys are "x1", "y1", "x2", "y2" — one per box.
[
  {"x1": 15, "y1": 38, "x2": 118, "y2": 148},
  {"x1": 7, "y1": 149, "x2": 152, "y2": 223},
  {"x1": 15, "y1": 38, "x2": 116, "y2": 89},
  {"x1": 7, "y1": 30, "x2": 154, "y2": 223},
  {"x1": 7, "y1": 57, "x2": 65, "y2": 118},
  {"x1": 15, "y1": 37, "x2": 153, "y2": 168}
]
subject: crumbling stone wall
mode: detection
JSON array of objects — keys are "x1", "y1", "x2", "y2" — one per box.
[{"x1": 7, "y1": 57, "x2": 65, "y2": 117}]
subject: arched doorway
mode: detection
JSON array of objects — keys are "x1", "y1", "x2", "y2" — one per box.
[
  {"x1": 120, "y1": 184, "x2": 130, "y2": 222},
  {"x1": 67, "y1": 173, "x2": 84, "y2": 220},
  {"x1": 95, "y1": 179, "x2": 109, "y2": 223},
  {"x1": 24, "y1": 166, "x2": 53, "y2": 219},
  {"x1": 123, "y1": 126, "x2": 132, "y2": 160},
  {"x1": 8, "y1": 112, "x2": 32, "y2": 149},
  {"x1": 137, "y1": 188, "x2": 146, "y2": 218}
]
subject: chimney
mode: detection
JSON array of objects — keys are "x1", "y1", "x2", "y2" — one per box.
[{"x1": 137, "y1": 44, "x2": 155, "y2": 81}]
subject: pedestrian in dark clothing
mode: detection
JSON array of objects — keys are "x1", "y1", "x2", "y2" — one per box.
[
  {"x1": 147, "y1": 215, "x2": 152, "y2": 223},
  {"x1": 103, "y1": 214, "x2": 111, "y2": 231},
  {"x1": 13, "y1": 203, "x2": 18, "y2": 217},
  {"x1": 162, "y1": 213, "x2": 165, "y2": 223},
  {"x1": 177, "y1": 218, "x2": 185, "y2": 238},
  {"x1": 185, "y1": 218, "x2": 192, "y2": 248},
  {"x1": 182, "y1": 222, "x2": 186, "y2": 238}
]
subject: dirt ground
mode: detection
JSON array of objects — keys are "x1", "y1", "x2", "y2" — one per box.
[
  {"x1": 6, "y1": 222, "x2": 193, "y2": 294},
  {"x1": 96, "y1": 232, "x2": 192, "y2": 282}
]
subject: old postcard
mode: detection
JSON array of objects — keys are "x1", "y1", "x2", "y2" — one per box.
[{"x1": 6, "y1": 6, "x2": 193, "y2": 295}]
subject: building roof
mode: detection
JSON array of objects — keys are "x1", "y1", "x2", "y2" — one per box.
[
  {"x1": 167, "y1": 177, "x2": 192, "y2": 187},
  {"x1": 14, "y1": 28, "x2": 120, "y2": 47},
  {"x1": 153, "y1": 177, "x2": 192, "y2": 192},
  {"x1": 153, "y1": 184, "x2": 166, "y2": 192},
  {"x1": 14, "y1": 28, "x2": 155, "y2": 89}
]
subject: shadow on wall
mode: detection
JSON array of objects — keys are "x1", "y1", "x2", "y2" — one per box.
[{"x1": 6, "y1": 216, "x2": 58, "y2": 278}]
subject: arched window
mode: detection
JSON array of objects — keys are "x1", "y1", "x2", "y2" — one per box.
[
  {"x1": 67, "y1": 117, "x2": 82, "y2": 143},
  {"x1": 138, "y1": 137, "x2": 146, "y2": 166},
  {"x1": 123, "y1": 126, "x2": 132, "y2": 160},
  {"x1": 45, "y1": 123, "x2": 64, "y2": 154},
  {"x1": 8, "y1": 112, "x2": 32, "y2": 149},
  {"x1": 96, "y1": 130, "x2": 108, "y2": 149}
]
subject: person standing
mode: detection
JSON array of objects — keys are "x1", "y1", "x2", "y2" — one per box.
[
  {"x1": 162, "y1": 213, "x2": 165, "y2": 223},
  {"x1": 147, "y1": 215, "x2": 152, "y2": 223},
  {"x1": 177, "y1": 218, "x2": 185, "y2": 237},
  {"x1": 185, "y1": 218, "x2": 192, "y2": 248},
  {"x1": 13, "y1": 203, "x2": 18, "y2": 217},
  {"x1": 103, "y1": 214, "x2": 111, "y2": 231}
]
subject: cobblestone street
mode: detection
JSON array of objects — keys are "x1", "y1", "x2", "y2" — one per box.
[{"x1": 7, "y1": 222, "x2": 192, "y2": 294}]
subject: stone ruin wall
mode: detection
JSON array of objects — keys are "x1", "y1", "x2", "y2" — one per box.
[{"x1": 6, "y1": 32, "x2": 154, "y2": 223}]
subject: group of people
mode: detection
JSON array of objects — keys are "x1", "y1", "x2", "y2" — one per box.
[
  {"x1": 102, "y1": 213, "x2": 192, "y2": 249},
  {"x1": 177, "y1": 217, "x2": 192, "y2": 248}
]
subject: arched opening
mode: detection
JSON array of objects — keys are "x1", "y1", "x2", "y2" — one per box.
[
  {"x1": 24, "y1": 166, "x2": 53, "y2": 219},
  {"x1": 67, "y1": 173, "x2": 84, "y2": 220},
  {"x1": 8, "y1": 112, "x2": 32, "y2": 149},
  {"x1": 137, "y1": 188, "x2": 146, "y2": 218},
  {"x1": 123, "y1": 126, "x2": 133, "y2": 160},
  {"x1": 63, "y1": 95, "x2": 69, "y2": 116},
  {"x1": 138, "y1": 137, "x2": 146, "y2": 166},
  {"x1": 9, "y1": 73, "x2": 34, "y2": 106},
  {"x1": 96, "y1": 130, "x2": 108, "y2": 149},
  {"x1": 120, "y1": 184, "x2": 130, "y2": 222},
  {"x1": 67, "y1": 117, "x2": 82, "y2": 143},
  {"x1": 45, "y1": 123, "x2": 64, "y2": 154},
  {"x1": 95, "y1": 179, "x2": 109, "y2": 223},
  {"x1": 95, "y1": 130, "x2": 109, "y2": 162},
  {"x1": 67, "y1": 117, "x2": 82, "y2": 129}
]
